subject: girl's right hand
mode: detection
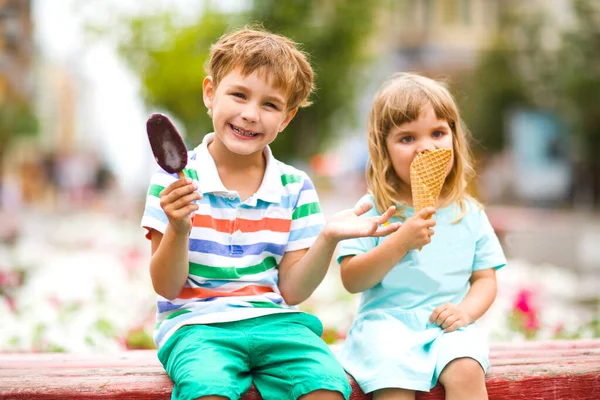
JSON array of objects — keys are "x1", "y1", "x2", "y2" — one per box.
[
  {"x1": 394, "y1": 207, "x2": 437, "y2": 251},
  {"x1": 159, "y1": 178, "x2": 202, "y2": 234}
]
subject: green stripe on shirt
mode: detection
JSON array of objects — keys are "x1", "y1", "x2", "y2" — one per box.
[
  {"x1": 189, "y1": 256, "x2": 278, "y2": 279},
  {"x1": 166, "y1": 309, "x2": 191, "y2": 320},
  {"x1": 293, "y1": 202, "x2": 321, "y2": 219},
  {"x1": 281, "y1": 174, "x2": 302, "y2": 186},
  {"x1": 148, "y1": 184, "x2": 165, "y2": 198},
  {"x1": 247, "y1": 301, "x2": 283, "y2": 309},
  {"x1": 185, "y1": 168, "x2": 198, "y2": 181}
]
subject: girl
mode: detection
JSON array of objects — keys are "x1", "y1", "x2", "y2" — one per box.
[{"x1": 337, "y1": 73, "x2": 506, "y2": 400}]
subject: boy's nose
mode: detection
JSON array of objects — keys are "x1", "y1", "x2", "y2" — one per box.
[{"x1": 241, "y1": 104, "x2": 259, "y2": 122}]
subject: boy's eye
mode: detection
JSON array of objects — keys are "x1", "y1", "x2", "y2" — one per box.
[
  {"x1": 232, "y1": 92, "x2": 246, "y2": 99},
  {"x1": 400, "y1": 136, "x2": 414, "y2": 143},
  {"x1": 265, "y1": 102, "x2": 279, "y2": 110}
]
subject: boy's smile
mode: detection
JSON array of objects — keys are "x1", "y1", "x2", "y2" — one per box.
[
  {"x1": 203, "y1": 68, "x2": 297, "y2": 160},
  {"x1": 228, "y1": 123, "x2": 258, "y2": 138}
]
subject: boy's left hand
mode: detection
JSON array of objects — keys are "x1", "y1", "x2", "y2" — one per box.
[
  {"x1": 430, "y1": 303, "x2": 471, "y2": 332},
  {"x1": 323, "y1": 202, "x2": 401, "y2": 242}
]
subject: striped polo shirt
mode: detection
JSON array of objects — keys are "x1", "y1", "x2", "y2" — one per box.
[{"x1": 141, "y1": 133, "x2": 325, "y2": 348}]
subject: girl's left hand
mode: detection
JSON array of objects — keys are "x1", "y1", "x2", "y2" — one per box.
[
  {"x1": 323, "y1": 202, "x2": 401, "y2": 242},
  {"x1": 430, "y1": 303, "x2": 471, "y2": 332}
]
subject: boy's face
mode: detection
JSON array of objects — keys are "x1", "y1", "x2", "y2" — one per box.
[{"x1": 203, "y1": 68, "x2": 297, "y2": 158}]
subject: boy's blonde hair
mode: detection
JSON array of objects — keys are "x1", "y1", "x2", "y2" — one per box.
[
  {"x1": 206, "y1": 26, "x2": 314, "y2": 111},
  {"x1": 366, "y1": 72, "x2": 479, "y2": 221}
]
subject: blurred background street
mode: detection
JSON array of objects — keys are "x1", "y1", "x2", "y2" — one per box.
[{"x1": 1, "y1": 0, "x2": 599, "y2": 353}]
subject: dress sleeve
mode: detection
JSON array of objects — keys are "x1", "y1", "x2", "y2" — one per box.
[
  {"x1": 285, "y1": 173, "x2": 326, "y2": 252},
  {"x1": 472, "y1": 209, "x2": 507, "y2": 271},
  {"x1": 336, "y1": 194, "x2": 380, "y2": 265},
  {"x1": 140, "y1": 167, "x2": 180, "y2": 240}
]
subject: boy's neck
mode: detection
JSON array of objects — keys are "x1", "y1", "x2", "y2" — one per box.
[
  {"x1": 207, "y1": 140, "x2": 267, "y2": 202},
  {"x1": 208, "y1": 139, "x2": 266, "y2": 170}
]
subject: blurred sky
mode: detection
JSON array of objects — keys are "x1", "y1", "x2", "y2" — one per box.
[{"x1": 31, "y1": 0, "x2": 212, "y2": 190}]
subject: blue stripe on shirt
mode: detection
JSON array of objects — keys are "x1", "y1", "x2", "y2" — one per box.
[
  {"x1": 189, "y1": 239, "x2": 286, "y2": 257},
  {"x1": 289, "y1": 224, "x2": 324, "y2": 242},
  {"x1": 144, "y1": 205, "x2": 168, "y2": 224}
]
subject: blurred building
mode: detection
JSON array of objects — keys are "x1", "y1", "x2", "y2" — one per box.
[
  {"x1": 0, "y1": 0, "x2": 110, "y2": 211},
  {"x1": 372, "y1": 0, "x2": 572, "y2": 75},
  {"x1": 374, "y1": 0, "x2": 500, "y2": 74}
]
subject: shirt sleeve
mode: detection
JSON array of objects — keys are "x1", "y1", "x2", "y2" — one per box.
[
  {"x1": 285, "y1": 173, "x2": 326, "y2": 252},
  {"x1": 473, "y1": 209, "x2": 507, "y2": 271},
  {"x1": 336, "y1": 195, "x2": 380, "y2": 265},
  {"x1": 140, "y1": 168, "x2": 180, "y2": 240}
]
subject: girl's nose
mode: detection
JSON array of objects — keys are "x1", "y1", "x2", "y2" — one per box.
[{"x1": 416, "y1": 142, "x2": 436, "y2": 154}]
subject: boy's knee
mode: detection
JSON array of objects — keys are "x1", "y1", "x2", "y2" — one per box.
[{"x1": 439, "y1": 357, "x2": 485, "y2": 389}]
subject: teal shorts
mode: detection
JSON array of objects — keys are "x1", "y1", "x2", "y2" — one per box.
[{"x1": 157, "y1": 312, "x2": 351, "y2": 400}]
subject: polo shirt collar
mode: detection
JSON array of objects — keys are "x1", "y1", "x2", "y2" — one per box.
[{"x1": 193, "y1": 133, "x2": 283, "y2": 203}]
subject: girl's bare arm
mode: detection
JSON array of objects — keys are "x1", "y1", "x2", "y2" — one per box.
[{"x1": 340, "y1": 207, "x2": 437, "y2": 293}]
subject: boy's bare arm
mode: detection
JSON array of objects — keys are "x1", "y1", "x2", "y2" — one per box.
[
  {"x1": 150, "y1": 229, "x2": 191, "y2": 300},
  {"x1": 278, "y1": 203, "x2": 401, "y2": 305},
  {"x1": 277, "y1": 234, "x2": 338, "y2": 305},
  {"x1": 340, "y1": 207, "x2": 437, "y2": 293},
  {"x1": 149, "y1": 178, "x2": 201, "y2": 300}
]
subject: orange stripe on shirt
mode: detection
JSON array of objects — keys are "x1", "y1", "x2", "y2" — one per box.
[
  {"x1": 192, "y1": 215, "x2": 291, "y2": 233},
  {"x1": 178, "y1": 284, "x2": 275, "y2": 300}
]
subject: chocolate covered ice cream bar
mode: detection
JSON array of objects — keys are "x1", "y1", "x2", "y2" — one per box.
[{"x1": 146, "y1": 113, "x2": 187, "y2": 179}]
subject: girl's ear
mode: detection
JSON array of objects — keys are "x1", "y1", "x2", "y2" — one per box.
[
  {"x1": 278, "y1": 107, "x2": 298, "y2": 132},
  {"x1": 203, "y1": 76, "x2": 215, "y2": 112}
]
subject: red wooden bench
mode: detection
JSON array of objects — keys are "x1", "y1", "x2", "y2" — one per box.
[{"x1": 1, "y1": 339, "x2": 599, "y2": 399}]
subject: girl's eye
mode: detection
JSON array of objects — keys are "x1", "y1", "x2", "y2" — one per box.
[
  {"x1": 432, "y1": 130, "x2": 445, "y2": 138},
  {"x1": 400, "y1": 136, "x2": 414, "y2": 143}
]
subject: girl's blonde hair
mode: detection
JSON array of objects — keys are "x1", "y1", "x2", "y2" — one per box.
[{"x1": 366, "y1": 72, "x2": 480, "y2": 221}]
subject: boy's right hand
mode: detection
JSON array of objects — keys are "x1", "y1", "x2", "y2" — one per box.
[
  {"x1": 394, "y1": 207, "x2": 437, "y2": 251},
  {"x1": 159, "y1": 178, "x2": 202, "y2": 234}
]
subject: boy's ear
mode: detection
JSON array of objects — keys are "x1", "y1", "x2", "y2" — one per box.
[
  {"x1": 279, "y1": 107, "x2": 298, "y2": 132},
  {"x1": 202, "y1": 76, "x2": 215, "y2": 112}
]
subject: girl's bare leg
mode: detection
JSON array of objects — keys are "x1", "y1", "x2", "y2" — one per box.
[{"x1": 438, "y1": 358, "x2": 487, "y2": 400}]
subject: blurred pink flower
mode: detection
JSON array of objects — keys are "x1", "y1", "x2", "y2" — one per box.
[
  {"x1": 513, "y1": 288, "x2": 540, "y2": 334},
  {"x1": 514, "y1": 288, "x2": 534, "y2": 313}
]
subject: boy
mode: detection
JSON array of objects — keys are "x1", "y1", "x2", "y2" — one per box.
[{"x1": 141, "y1": 27, "x2": 399, "y2": 400}]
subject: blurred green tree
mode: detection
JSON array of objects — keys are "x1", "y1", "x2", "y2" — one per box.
[
  {"x1": 112, "y1": 1, "x2": 378, "y2": 162},
  {"x1": 0, "y1": 101, "x2": 38, "y2": 161},
  {"x1": 460, "y1": 0, "x2": 600, "y2": 207},
  {"x1": 459, "y1": 28, "x2": 529, "y2": 155},
  {"x1": 555, "y1": 0, "x2": 600, "y2": 204}
]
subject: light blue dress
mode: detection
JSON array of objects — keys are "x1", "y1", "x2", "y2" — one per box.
[{"x1": 337, "y1": 194, "x2": 506, "y2": 393}]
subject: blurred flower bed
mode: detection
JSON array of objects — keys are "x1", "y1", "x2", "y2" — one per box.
[{"x1": 1, "y1": 210, "x2": 598, "y2": 353}]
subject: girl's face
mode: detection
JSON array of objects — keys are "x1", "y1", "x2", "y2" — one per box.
[{"x1": 385, "y1": 102, "x2": 454, "y2": 202}]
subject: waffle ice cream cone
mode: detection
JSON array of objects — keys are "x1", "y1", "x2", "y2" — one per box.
[{"x1": 410, "y1": 149, "x2": 453, "y2": 216}]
